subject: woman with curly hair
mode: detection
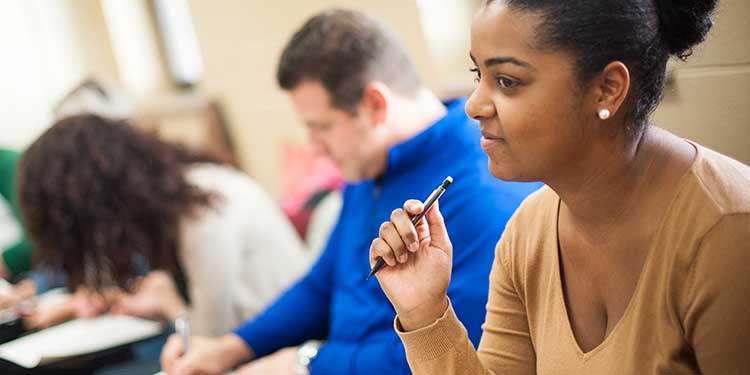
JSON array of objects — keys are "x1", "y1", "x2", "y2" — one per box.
[{"x1": 18, "y1": 114, "x2": 310, "y2": 336}]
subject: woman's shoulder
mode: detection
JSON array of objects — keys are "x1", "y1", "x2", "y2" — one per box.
[
  {"x1": 180, "y1": 163, "x2": 278, "y2": 226},
  {"x1": 656, "y1": 143, "x2": 749, "y2": 293},
  {"x1": 183, "y1": 163, "x2": 279, "y2": 208},
  {"x1": 688, "y1": 144, "x2": 750, "y2": 216},
  {"x1": 184, "y1": 163, "x2": 260, "y2": 192},
  {"x1": 661, "y1": 143, "x2": 750, "y2": 250},
  {"x1": 179, "y1": 163, "x2": 303, "y2": 253},
  {"x1": 669, "y1": 146, "x2": 750, "y2": 334}
]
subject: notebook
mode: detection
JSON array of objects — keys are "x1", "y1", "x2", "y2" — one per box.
[{"x1": 0, "y1": 314, "x2": 163, "y2": 368}]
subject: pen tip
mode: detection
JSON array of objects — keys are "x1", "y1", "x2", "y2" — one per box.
[{"x1": 442, "y1": 176, "x2": 453, "y2": 188}]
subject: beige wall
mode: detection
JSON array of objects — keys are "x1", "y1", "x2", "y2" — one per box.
[
  {"x1": 101, "y1": 0, "x2": 172, "y2": 96},
  {"x1": 190, "y1": 0, "x2": 746, "y2": 196},
  {"x1": 187, "y1": 1, "x2": 435, "y2": 196},
  {"x1": 0, "y1": 0, "x2": 119, "y2": 148},
  {"x1": 652, "y1": 0, "x2": 750, "y2": 164},
  {"x1": 2, "y1": 0, "x2": 746, "y2": 194}
]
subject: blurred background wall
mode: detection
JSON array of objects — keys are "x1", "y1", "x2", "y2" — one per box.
[{"x1": 0, "y1": 0, "x2": 747, "y2": 198}]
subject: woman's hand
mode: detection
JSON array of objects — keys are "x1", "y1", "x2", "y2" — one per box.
[
  {"x1": 111, "y1": 271, "x2": 186, "y2": 321},
  {"x1": 370, "y1": 200, "x2": 452, "y2": 331},
  {"x1": 23, "y1": 285, "x2": 113, "y2": 329},
  {"x1": 72, "y1": 286, "x2": 117, "y2": 318},
  {"x1": 0, "y1": 278, "x2": 36, "y2": 309}
]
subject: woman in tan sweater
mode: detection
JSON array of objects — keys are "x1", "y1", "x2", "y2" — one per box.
[{"x1": 369, "y1": 0, "x2": 749, "y2": 374}]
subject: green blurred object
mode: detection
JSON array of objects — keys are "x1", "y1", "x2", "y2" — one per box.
[{"x1": 0, "y1": 149, "x2": 33, "y2": 277}]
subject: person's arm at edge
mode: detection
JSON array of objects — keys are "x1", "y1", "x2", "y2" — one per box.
[{"x1": 683, "y1": 214, "x2": 750, "y2": 375}]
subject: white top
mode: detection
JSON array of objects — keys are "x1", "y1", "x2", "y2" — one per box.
[
  {"x1": 179, "y1": 163, "x2": 310, "y2": 336},
  {"x1": 304, "y1": 190, "x2": 342, "y2": 258}
]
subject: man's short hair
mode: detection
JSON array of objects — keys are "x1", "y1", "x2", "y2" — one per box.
[{"x1": 277, "y1": 8, "x2": 422, "y2": 114}]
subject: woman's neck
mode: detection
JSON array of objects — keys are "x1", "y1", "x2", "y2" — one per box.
[{"x1": 549, "y1": 127, "x2": 657, "y2": 233}]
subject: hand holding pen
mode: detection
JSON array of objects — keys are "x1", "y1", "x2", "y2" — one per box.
[
  {"x1": 368, "y1": 177, "x2": 455, "y2": 331},
  {"x1": 367, "y1": 177, "x2": 453, "y2": 279}
]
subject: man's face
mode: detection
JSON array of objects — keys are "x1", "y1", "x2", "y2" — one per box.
[{"x1": 288, "y1": 80, "x2": 380, "y2": 182}]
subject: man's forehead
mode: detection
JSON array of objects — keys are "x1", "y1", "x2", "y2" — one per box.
[{"x1": 290, "y1": 80, "x2": 333, "y2": 105}]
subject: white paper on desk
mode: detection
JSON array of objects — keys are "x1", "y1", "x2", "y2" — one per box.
[{"x1": 0, "y1": 314, "x2": 162, "y2": 368}]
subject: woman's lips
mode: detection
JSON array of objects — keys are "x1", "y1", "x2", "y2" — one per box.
[{"x1": 480, "y1": 133, "x2": 505, "y2": 150}]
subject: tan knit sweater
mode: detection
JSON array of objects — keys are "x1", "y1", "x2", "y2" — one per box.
[{"x1": 396, "y1": 144, "x2": 750, "y2": 374}]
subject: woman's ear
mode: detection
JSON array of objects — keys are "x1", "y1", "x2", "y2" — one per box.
[
  {"x1": 360, "y1": 82, "x2": 389, "y2": 126},
  {"x1": 592, "y1": 61, "x2": 630, "y2": 120}
]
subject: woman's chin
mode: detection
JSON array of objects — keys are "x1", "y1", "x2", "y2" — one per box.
[{"x1": 488, "y1": 160, "x2": 527, "y2": 182}]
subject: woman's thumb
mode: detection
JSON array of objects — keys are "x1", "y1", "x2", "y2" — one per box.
[{"x1": 425, "y1": 200, "x2": 451, "y2": 256}]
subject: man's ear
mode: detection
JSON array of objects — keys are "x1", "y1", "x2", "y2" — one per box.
[{"x1": 360, "y1": 81, "x2": 389, "y2": 126}]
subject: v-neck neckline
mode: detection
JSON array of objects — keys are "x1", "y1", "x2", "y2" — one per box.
[
  {"x1": 547, "y1": 139, "x2": 701, "y2": 360},
  {"x1": 552, "y1": 196, "x2": 655, "y2": 359}
]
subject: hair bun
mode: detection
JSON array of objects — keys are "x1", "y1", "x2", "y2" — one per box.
[{"x1": 654, "y1": 0, "x2": 719, "y2": 60}]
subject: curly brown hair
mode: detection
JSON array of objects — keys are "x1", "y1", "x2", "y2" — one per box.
[{"x1": 18, "y1": 114, "x2": 216, "y2": 290}]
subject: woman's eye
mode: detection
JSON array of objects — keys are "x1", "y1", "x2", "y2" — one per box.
[
  {"x1": 469, "y1": 68, "x2": 481, "y2": 83},
  {"x1": 497, "y1": 76, "x2": 518, "y2": 89}
]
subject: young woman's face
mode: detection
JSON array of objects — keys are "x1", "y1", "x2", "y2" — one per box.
[{"x1": 466, "y1": 2, "x2": 599, "y2": 183}]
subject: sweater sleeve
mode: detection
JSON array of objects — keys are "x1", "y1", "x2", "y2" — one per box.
[
  {"x1": 682, "y1": 214, "x2": 750, "y2": 375},
  {"x1": 395, "y1": 225, "x2": 536, "y2": 375}
]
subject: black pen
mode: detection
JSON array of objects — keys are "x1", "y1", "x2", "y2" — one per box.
[{"x1": 367, "y1": 176, "x2": 453, "y2": 280}]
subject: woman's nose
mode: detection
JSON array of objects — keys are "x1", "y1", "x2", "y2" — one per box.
[{"x1": 465, "y1": 83, "x2": 496, "y2": 120}]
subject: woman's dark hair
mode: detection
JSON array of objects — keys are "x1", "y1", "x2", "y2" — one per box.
[
  {"x1": 495, "y1": 0, "x2": 718, "y2": 134},
  {"x1": 18, "y1": 114, "x2": 216, "y2": 290}
]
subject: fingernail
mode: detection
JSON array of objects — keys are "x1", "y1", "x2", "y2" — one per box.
[
  {"x1": 408, "y1": 242, "x2": 418, "y2": 252},
  {"x1": 399, "y1": 254, "x2": 408, "y2": 263}
]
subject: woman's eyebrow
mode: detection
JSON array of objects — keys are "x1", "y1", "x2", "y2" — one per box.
[{"x1": 470, "y1": 52, "x2": 531, "y2": 68}]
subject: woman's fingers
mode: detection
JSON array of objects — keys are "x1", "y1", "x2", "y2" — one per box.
[
  {"x1": 403, "y1": 199, "x2": 424, "y2": 217},
  {"x1": 404, "y1": 200, "x2": 432, "y2": 241},
  {"x1": 380, "y1": 221, "x2": 408, "y2": 264},
  {"x1": 370, "y1": 237, "x2": 398, "y2": 267},
  {"x1": 160, "y1": 334, "x2": 185, "y2": 374},
  {"x1": 369, "y1": 198, "x2": 447, "y2": 269},
  {"x1": 390, "y1": 207, "x2": 419, "y2": 254}
]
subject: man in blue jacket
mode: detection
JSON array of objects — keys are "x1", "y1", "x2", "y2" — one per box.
[{"x1": 161, "y1": 8, "x2": 540, "y2": 375}]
